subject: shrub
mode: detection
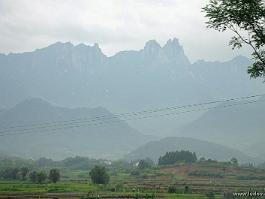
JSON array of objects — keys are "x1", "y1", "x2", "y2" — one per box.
[
  {"x1": 0, "y1": 168, "x2": 20, "y2": 180},
  {"x1": 184, "y1": 185, "x2": 191, "y2": 194},
  {"x1": 206, "y1": 191, "x2": 215, "y2": 199},
  {"x1": 29, "y1": 171, "x2": 47, "y2": 184},
  {"x1": 138, "y1": 159, "x2": 153, "y2": 170},
  {"x1": 89, "y1": 166, "x2": 109, "y2": 184},
  {"x1": 158, "y1": 150, "x2": 197, "y2": 165},
  {"x1": 49, "y1": 169, "x2": 60, "y2": 183},
  {"x1": 130, "y1": 170, "x2": 140, "y2": 176},
  {"x1": 29, "y1": 171, "x2": 37, "y2": 183},
  {"x1": 36, "y1": 171, "x2": 47, "y2": 184},
  {"x1": 168, "y1": 185, "x2": 177, "y2": 193}
]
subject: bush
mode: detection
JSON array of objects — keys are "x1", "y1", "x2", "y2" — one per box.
[
  {"x1": 137, "y1": 159, "x2": 153, "y2": 170},
  {"x1": 130, "y1": 170, "x2": 140, "y2": 176},
  {"x1": 0, "y1": 168, "x2": 20, "y2": 180},
  {"x1": 89, "y1": 166, "x2": 109, "y2": 184},
  {"x1": 29, "y1": 171, "x2": 37, "y2": 183},
  {"x1": 29, "y1": 171, "x2": 47, "y2": 184},
  {"x1": 184, "y1": 185, "x2": 191, "y2": 194},
  {"x1": 168, "y1": 185, "x2": 177, "y2": 193},
  {"x1": 36, "y1": 171, "x2": 47, "y2": 184},
  {"x1": 20, "y1": 167, "x2": 29, "y2": 181},
  {"x1": 158, "y1": 150, "x2": 197, "y2": 165},
  {"x1": 206, "y1": 191, "x2": 215, "y2": 199},
  {"x1": 49, "y1": 169, "x2": 60, "y2": 183}
]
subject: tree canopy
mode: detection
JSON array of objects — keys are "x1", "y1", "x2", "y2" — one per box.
[
  {"x1": 49, "y1": 169, "x2": 60, "y2": 183},
  {"x1": 202, "y1": 0, "x2": 265, "y2": 78},
  {"x1": 29, "y1": 171, "x2": 47, "y2": 184},
  {"x1": 89, "y1": 165, "x2": 109, "y2": 184},
  {"x1": 158, "y1": 150, "x2": 197, "y2": 165},
  {"x1": 137, "y1": 159, "x2": 153, "y2": 170}
]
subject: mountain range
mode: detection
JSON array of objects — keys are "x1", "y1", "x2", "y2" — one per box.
[
  {"x1": 0, "y1": 38, "x2": 264, "y2": 160},
  {"x1": 0, "y1": 98, "x2": 151, "y2": 160},
  {"x1": 176, "y1": 96, "x2": 265, "y2": 159},
  {"x1": 0, "y1": 39, "x2": 264, "y2": 136},
  {"x1": 124, "y1": 137, "x2": 259, "y2": 164}
]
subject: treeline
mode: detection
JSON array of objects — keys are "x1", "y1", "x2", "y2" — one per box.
[
  {"x1": 0, "y1": 156, "x2": 108, "y2": 171},
  {"x1": 158, "y1": 150, "x2": 197, "y2": 165},
  {"x1": 0, "y1": 167, "x2": 60, "y2": 184}
]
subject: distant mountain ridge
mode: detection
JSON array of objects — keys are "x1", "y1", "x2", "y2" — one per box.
[
  {"x1": 124, "y1": 137, "x2": 259, "y2": 164},
  {"x1": 177, "y1": 96, "x2": 265, "y2": 159},
  {"x1": 0, "y1": 98, "x2": 152, "y2": 160},
  {"x1": 0, "y1": 38, "x2": 263, "y2": 109},
  {"x1": 0, "y1": 38, "x2": 264, "y2": 137}
]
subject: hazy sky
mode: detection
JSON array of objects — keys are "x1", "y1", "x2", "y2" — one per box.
[{"x1": 0, "y1": 0, "x2": 252, "y2": 62}]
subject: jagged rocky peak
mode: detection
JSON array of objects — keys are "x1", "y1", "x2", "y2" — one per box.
[
  {"x1": 44, "y1": 42, "x2": 104, "y2": 55},
  {"x1": 163, "y1": 38, "x2": 183, "y2": 55},
  {"x1": 46, "y1": 41, "x2": 74, "y2": 50},
  {"x1": 74, "y1": 42, "x2": 105, "y2": 56},
  {"x1": 163, "y1": 38, "x2": 190, "y2": 64},
  {"x1": 36, "y1": 42, "x2": 74, "y2": 57},
  {"x1": 75, "y1": 42, "x2": 99, "y2": 49},
  {"x1": 141, "y1": 40, "x2": 163, "y2": 61},
  {"x1": 164, "y1": 38, "x2": 180, "y2": 48},
  {"x1": 143, "y1": 40, "x2": 161, "y2": 53},
  {"x1": 144, "y1": 40, "x2": 161, "y2": 49},
  {"x1": 92, "y1": 43, "x2": 104, "y2": 55},
  {"x1": 140, "y1": 38, "x2": 190, "y2": 64}
]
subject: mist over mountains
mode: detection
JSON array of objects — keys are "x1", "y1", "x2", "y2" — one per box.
[
  {"x1": 0, "y1": 98, "x2": 151, "y2": 159},
  {"x1": 124, "y1": 137, "x2": 259, "y2": 164},
  {"x1": 0, "y1": 38, "x2": 264, "y2": 161},
  {"x1": 177, "y1": 96, "x2": 265, "y2": 159},
  {"x1": 0, "y1": 38, "x2": 264, "y2": 136},
  {"x1": 0, "y1": 38, "x2": 263, "y2": 110}
]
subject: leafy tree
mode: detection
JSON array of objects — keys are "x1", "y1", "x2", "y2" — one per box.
[
  {"x1": 168, "y1": 185, "x2": 177, "y2": 193},
  {"x1": 138, "y1": 159, "x2": 153, "y2": 170},
  {"x1": 89, "y1": 165, "x2": 109, "y2": 184},
  {"x1": 206, "y1": 191, "x2": 215, "y2": 199},
  {"x1": 49, "y1": 169, "x2": 60, "y2": 183},
  {"x1": 158, "y1": 150, "x2": 197, "y2": 165},
  {"x1": 36, "y1": 171, "x2": 47, "y2": 184},
  {"x1": 202, "y1": 0, "x2": 265, "y2": 78},
  {"x1": 29, "y1": 171, "x2": 47, "y2": 184},
  {"x1": 29, "y1": 171, "x2": 37, "y2": 183},
  {"x1": 1, "y1": 168, "x2": 20, "y2": 180},
  {"x1": 130, "y1": 170, "x2": 140, "y2": 176},
  {"x1": 20, "y1": 167, "x2": 29, "y2": 181},
  {"x1": 184, "y1": 185, "x2": 191, "y2": 194}
]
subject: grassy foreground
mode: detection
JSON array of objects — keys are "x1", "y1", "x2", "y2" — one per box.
[
  {"x1": 0, "y1": 181, "x2": 223, "y2": 199},
  {"x1": 1, "y1": 162, "x2": 265, "y2": 198}
]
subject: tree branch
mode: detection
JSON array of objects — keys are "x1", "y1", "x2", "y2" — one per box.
[{"x1": 228, "y1": 24, "x2": 265, "y2": 65}]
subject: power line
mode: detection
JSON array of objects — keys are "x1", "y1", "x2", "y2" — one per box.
[
  {"x1": 0, "y1": 93, "x2": 264, "y2": 134},
  {"x1": 0, "y1": 98, "x2": 263, "y2": 137}
]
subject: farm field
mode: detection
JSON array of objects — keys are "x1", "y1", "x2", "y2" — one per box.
[{"x1": 0, "y1": 162, "x2": 265, "y2": 199}]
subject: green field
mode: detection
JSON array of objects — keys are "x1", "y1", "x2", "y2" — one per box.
[
  {"x1": 0, "y1": 162, "x2": 265, "y2": 198},
  {"x1": 0, "y1": 180, "x2": 220, "y2": 199}
]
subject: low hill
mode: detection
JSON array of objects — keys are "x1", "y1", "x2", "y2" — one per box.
[
  {"x1": 0, "y1": 98, "x2": 152, "y2": 160},
  {"x1": 177, "y1": 96, "x2": 265, "y2": 158},
  {"x1": 124, "y1": 137, "x2": 259, "y2": 164}
]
